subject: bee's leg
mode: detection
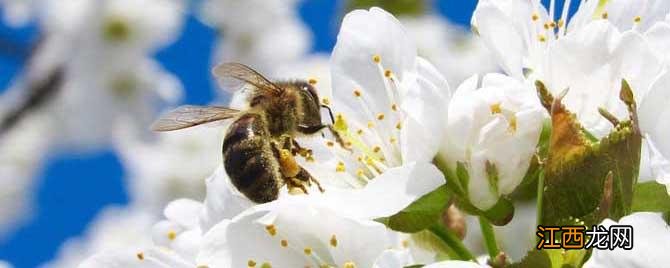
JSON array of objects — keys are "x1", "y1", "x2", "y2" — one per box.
[
  {"x1": 287, "y1": 177, "x2": 309, "y2": 195},
  {"x1": 327, "y1": 125, "x2": 350, "y2": 152},
  {"x1": 295, "y1": 167, "x2": 324, "y2": 193},
  {"x1": 290, "y1": 139, "x2": 313, "y2": 158}
]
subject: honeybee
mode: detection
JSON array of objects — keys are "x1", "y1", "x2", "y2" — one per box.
[{"x1": 151, "y1": 63, "x2": 336, "y2": 203}]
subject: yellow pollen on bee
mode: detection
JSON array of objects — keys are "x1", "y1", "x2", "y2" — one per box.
[
  {"x1": 265, "y1": 224, "x2": 277, "y2": 236},
  {"x1": 330, "y1": 235, "x2": 338, "y2": 247},
  {"x1": 353, "y1": 90, "x2": 362, "y2": 97},
  {"x1": 343, "y1": 261, "x2": 356, "y2": 268},
  {"x1": 248, "y1": 260, "x2": 257, "y2": 267},
  {"x1": 538, "y1": 35, "x2": 547, "y2": 42},
  {"x1": 304, "y1": 247, "x2": 313, "y2": 255},
  {"x1": 531, "y1": 13, "x2": 539, "y2": 21},
  {"x1": 308, "y1": 78, "x2": 318, "y2": 85},
  {"x1": 391, "y1": 103, "x2": 398, "y2": 111},
  {"x1": 602, "y1": 12, "x2": 609, "y2": 19},
  {"x1": 395, "y1": 122, "x2": 402, "y2": 130},
  {"x1": 490, "y1": 102, "x2": 502, "y2": 114},
  {"x1": 336, "y1": 161, "x2": 346, "y2": 172},
  {"x1": 373, "y1": 54, "x2": 381, "y2": 63},
  {"x1": 389, "y1": 137, "x2": 397, "y2": 144},
  {"x1": 136, "y1": 252, "x2": 144, "y2": 260},
  {"x1": 167, "y1": 231, "x2": 176, "y2": 240},
  {"x1": 508, "y1": 115, "x2": 518, "y2": 133},
  {"x1": 261, "y1": 262, "x2": 272, "y2": 268},
  {"x1": 280, "y1": 239, "x2": 288, "y2": 247},
  {"x1": 376, "y1": 113, "x2": 385, "y2": 120},
  {"x1": 634, "y1": 16, "x2": 641, "y2": 23},
  {"x1": 373, "y1": 146, "x2": 381, "y2": 153},
  {"x1": 321, "y1": 98, "x2": 330, "y2": 105},
  {"x1": 326, "y1": 141, "x2": 334, "y2": 147}
]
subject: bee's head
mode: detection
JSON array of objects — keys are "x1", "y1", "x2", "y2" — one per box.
[{"x1": 294, "y1": 80, "x2": 323, "y2": 129}]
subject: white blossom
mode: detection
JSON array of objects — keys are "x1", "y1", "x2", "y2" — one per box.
[
  {"x1": 584, "y1": 212, "x2": 670, "y2": 268},
  {"x1": 440, "y1": 74, "x2": 545, "y2": 210},
  {"x1": 638, "y1": 70, "x2": 670, "y2": 193},
  {"x1": 400, "y1": 14, "x2": 498, "y2": 86},
  {"x1": 45, "y1": 206, "x2": 157, "y2": 268},
  {"x1": 199, "y1": 0, "x2": 311, "y2": 75}
]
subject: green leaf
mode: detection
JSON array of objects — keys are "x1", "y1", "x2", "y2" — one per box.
[
  {"x1": 631, "y1": 181, "x2": 670, "y2": 212},
  {"x1": 345, "y1": 0, "x2": 427, "y2": 16},
  {"x1": 377, "y1": 185, "x2": 450, "y2": 233},
  {"x1": 510, "y1": 250, "x2": 551, "y2": 268},
  {"x1": 510, "y1": 249, "x2": 587, "y2": 268},
  {"x1": 536, "y1": 80, "x2": 641, "y2": 226}
]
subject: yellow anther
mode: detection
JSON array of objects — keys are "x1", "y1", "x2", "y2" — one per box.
[
  {"x1": 538, "y1": 35, "x2": 547, "y2": 42},
  {"x1": 136, "y1": 252, "x2": 144, "y2": 260},
  {"x1": 343, "y1": 261, "x2": 356, "y2": 268},
  {"x1": 356, "y1": 168, "x2": 365, "y2": 177},
  {"x1": 490, "y1": 102, "x2": 502, "y2": 114},
  {"x1": 379, "y1": 156, "x2": 386, "y2": 162},
  {"x1": 391, "y1": 103, "x2": 398, "y2": 111},
  {"x1": 357, "y1": 156, "x2": 364, "y2": 163},
  {"x1": 373, "y1": 146, "x2": 381, "y2": 153},
  {"x1": 373, "y1": 54, "x2": 381, "y2": 63},
  {"x1": 248, "y1": 260, "x2": 257, "y2": 267},
  {"x1": 389, "y1": 137, "x2": 397, "y2": 144},
  {"x1": 336, "y1": 162, "x2": 346, "y2": 172},
  {"x1": 353, "y1": 90, "x2": 362, "y2": 97},
  {"x1": 308, "y1": 78, "x2": 318, "y2": 85},
  {"x1": 634, "y1": 16, "x2": 641, "y2": 23},
  {"x1": 558, "y1": 19, "x2": 564, "y2": 28},
  {"x1": 367, "y1": 121, "x2": 374, "y2": 128},
  {"x1": 384, "y1": 70, "x2": 392, "y2": 77},
  {"x1": 356, "y1": 129, "x2": 364, "y2": 135},
  {"x1": 395, "y1": 122, "x2": 402, "y2": 130},
  {"x1": 321, "y1": 97, "x2": 330, "y2": 105},
  {"x1": 549, "y1": 21, "x2": 556, "y2": 28},
  {"x1": 402, "y1": 240, "x2": 410, "y2": 248},
  {"x1": 326, "y1": 141, "x2": 334, "y2": 147},
  {"x1": 508, "y1": 115, "x2": 518, "y2": 133},
  {"x1": 345, "y1": 141, "x2": 352, "y2": 147},
  {"x1": 376, "y1": 113, "x2": 385, "y2": 120},
  {"x1": 281, "y1": 239, "x2": 288, "y2": 247},
  {"x1": 532, "y1": 13, "x2": 539, "y2": 21},
  {"x1": 543, "y1": 22, "x2": 550, "y2": 29},
  {"x1": 306, "y1": 155, "x2": 315, "y2": 162},
  {"x1": 602, "y1": 12, "x2": 609, "y2": 19},
  {"x1": 167, "y1": 231, "x2": 176, "y2": 240},
  {"x1": 330, "y1": 235, "x2": 338, "y2": 247},
  {"x1": 265, "y1": 225, "x2": 277, "y2": 236},
  {"x1": 261, "y1": 262, "x2": 272, "y2": 268},
  {"x1": 304, "y1": 247, "x2": 313, "y2": 255}
]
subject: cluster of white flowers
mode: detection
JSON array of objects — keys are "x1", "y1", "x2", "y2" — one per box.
[{"x1": 1, "y1": 0, "x2": 669, "y2": 267}]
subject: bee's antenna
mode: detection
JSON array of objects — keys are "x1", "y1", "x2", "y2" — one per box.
[{"x1": 321, "y1": 104, "x2": 335, "y2": 124}]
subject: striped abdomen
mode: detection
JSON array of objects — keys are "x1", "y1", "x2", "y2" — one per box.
[{"x1": 222, "y1": 113, "x2": 281, "y2": 203}]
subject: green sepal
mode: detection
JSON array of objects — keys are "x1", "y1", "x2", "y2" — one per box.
[
  {"x1": 631, "y1": 181, "x2": 670, "y2": 214},
  {"x1": 377, "y1": 185, "x2": 451, "y2": 233}
]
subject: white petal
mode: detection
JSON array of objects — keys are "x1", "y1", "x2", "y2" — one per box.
[
  {"x1": 372, "y1": 249, "x2": 414, "y2": 268},
  {"x1": 320, "y1": 162, "x2": 445, "y2": 219},
  {"x1": 645, "y1": 22, "x2": 670, "y2": 63},
  {"x1": 199, "y1": 166, "x2": 254, "y2": 232},
  {"x1": 638, "y1": 70, "x2": 670, "y2": 189},
  {"x1": 584, "y1": 212, "x2": 670, "y2": 268},
  {"x1": 79, "y1": 248, "x2": 192, "y2": 268},
  {"x1": 424, "y1": 260, "x2": 488, "y2": 268},
  {"x1": 163, "y1": 199, "x2": 203, "y2": 229}
]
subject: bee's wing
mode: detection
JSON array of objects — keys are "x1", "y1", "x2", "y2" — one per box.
[
  {"x1": 151, "y1": 105, "x2": 240, "y2": 131},
  {"x1": 213, "y1": 62, "x2": 283, "y2": 94}
]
